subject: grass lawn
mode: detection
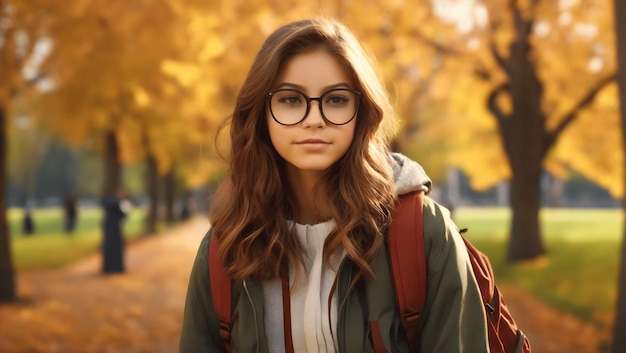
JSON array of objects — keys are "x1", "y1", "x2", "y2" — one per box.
[
  {"x1": 455, "y1": 207, "x2": 622, "y2": 331},
  {"x1": 9, "y1": 207, "x2": 146, "y2": 272}
]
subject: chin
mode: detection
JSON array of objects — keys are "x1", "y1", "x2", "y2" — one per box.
[
  {"x1": 286, "y1": 160, "x2": 336, "y2": 174},
  {"x1": 293, "y1": 163, "x2": 334, "y2": 172}
]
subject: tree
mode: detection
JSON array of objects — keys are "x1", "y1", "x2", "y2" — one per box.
[
  {"x1": 485, "y1": 0, "x2": 615, "y2": 261},
  {"x1": 423, "y1": 0, "x2": 617, "y2": 262},
  {"x1": 29, "y1": 0, "x2": 229, "y2": 239},
  {"x1": 36, "y1": 0, "x2": 219, "y2": 202},
  {"x1": 0, "y1": 0, "x2": 62, "y2": 302},
  {"x1": 611, "y1": 0, "x2": 626, "y2": 349},
  {"x1": 36, "y1": 1, "x2": 167, "y2": 196}
]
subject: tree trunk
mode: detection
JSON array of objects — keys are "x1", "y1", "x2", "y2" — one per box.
[
  {"x1": 0, "y1": 105, "x2": 16, "y2": 303},
  {"x1": 145, "y1": 153, "x2": 158, "y2": 234},
  {"x1": 506, "y1": 71, "x2": 546, "y2": 261},
  {"x1": 103, "y1": 130, "x2": 121, "y2": 196},
  {"x1": 611, "y1": 0, "x2": 626, "y2": 350},
  {"x1": 508, "y1": 161, "x2": 545, "y2": 261},
  {"x1": 163, "y1": 169, "x2": 175, "y2": 225},
  {"x1": 501, "y1": 10, "x2": 546, "y2": 262},
  {"x1": 101, "y1": 130, "x2": 125, "y2": 274}
]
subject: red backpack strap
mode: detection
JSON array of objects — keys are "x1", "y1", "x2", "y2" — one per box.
[
  {"x1": 208, "y1": 235, "x2": 233, "y2": 352},
  {"x1": 388, "y1": 191, "x2": 427, "y2": 352}
]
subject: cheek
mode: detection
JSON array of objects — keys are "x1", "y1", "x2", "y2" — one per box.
[
  {"x1": 266, "y1": 114, "x2": 284, "y2": 151},
  {"x1": 340, "y1": 123, "x2": 357, "y2": 151}
]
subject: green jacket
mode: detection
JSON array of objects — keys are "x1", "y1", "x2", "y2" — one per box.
[{"x1": 180, "y1": 196, "x2": 490, "y2": 352}]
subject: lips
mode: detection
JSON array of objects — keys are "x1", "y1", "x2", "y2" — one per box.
[{"x1": 295, "y1": 139, "x2": 330, "y2": 144}]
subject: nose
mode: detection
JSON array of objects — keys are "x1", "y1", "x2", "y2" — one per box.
[{"x1": 302, "y1": 98, "x2": 326, "y2": 128}]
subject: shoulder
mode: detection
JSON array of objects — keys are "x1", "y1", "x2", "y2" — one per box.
[
  {"x1": 393, "y1": 192, "x2": 461, "y2": 262},
  {"x1": 421, "y1": 195, "x2": 453, "y2": 237},
  {"x1": 422, "y1": 195, "x2": 451, "y2": 221},
  {"x1": 186, "y1": 227, "x2": 212, "y2": 281},
  {"x1": 394, "y1": 192, "x2": 453, "y2": 238},
  {"x1": 421, "y1": 195, "x2": 467, "y2": 267},
  {"x1": 195, "y1": 227, "x2": 213, "y2": 263}
]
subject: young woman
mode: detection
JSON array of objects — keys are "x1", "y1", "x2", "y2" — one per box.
[{"x1": 180, "y1": 17, "x2": 489, "y2": 352}]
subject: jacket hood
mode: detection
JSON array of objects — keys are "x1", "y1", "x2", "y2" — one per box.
[{"x1": 391, "y1": 152, "x2": 432, "y2": 196}]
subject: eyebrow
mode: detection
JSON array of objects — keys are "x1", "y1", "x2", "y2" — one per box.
[{"x1": 274, "y1": 82, "x2": 352, "y2": 92}]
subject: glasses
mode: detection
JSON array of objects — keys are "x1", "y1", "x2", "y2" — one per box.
[{"x1": 267, "y1": 88, "x2": 362, "y2": 126}]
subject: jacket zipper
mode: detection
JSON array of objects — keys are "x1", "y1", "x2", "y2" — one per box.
[{"x1": 243, "y1": 280, "x2": 260, "y2": 353}]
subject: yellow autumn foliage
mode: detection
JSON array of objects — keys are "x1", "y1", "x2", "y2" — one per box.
[{"x1": 3, "y1": 0, "x2": 621, "y2": 194}]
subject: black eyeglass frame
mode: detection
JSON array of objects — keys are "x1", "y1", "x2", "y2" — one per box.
[{"x1": 267, "y1": 87, "x2": 362, "y2": 126}]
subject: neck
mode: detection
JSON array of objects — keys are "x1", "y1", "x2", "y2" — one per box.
[{"x1": 286, "y1": 166, "x2": 329, "y2": 225}]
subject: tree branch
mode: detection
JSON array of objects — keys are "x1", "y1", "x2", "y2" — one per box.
[
  {"x1": 487, "y1": 82, "x2": 513, "y2": 157},
  {"x1": 545, "y1": 73, "x2": 617, "y2": 152},
  {"x1": 510, "y1": 0, "x2": 523, "y2": 29},
  {"x1": 489, "y1": 40, "x2": 509, "y2": 75},
  {"x1": 487, "y1": 82, "x2": 510, "y2": 125}
]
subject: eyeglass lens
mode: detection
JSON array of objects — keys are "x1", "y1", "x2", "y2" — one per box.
[{"x1": 269, "y1": 88, "x2": 358, "y2": 125}]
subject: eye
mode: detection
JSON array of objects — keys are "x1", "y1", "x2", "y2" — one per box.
[
  {"x1": 280, "y1": 96, "x2": 302, "y2": 105},
  {"x1": 273, "y1": 90, "x2": 305, "y2": 106},
  {"x1": 325, "y1": 94, "x2": 350, "y2": 105}
]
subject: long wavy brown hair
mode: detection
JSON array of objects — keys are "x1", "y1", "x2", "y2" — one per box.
[{"x1": 209, "y1": 17, "x2": 399, "y2": 283}]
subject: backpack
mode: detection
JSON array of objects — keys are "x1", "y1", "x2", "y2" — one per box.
[{"x1": 208, "y1": 191, "x2": 531, "y2": 353}]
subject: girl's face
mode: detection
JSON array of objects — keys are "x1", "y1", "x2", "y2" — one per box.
[{"x1": 267, "y1": 49, "x2": 357, "y2": 180}]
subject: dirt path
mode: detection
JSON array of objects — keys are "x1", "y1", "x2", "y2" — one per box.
[
  {"x1": 500, "y1": 285, "x2": 610, "y2": 353},
  {"x1": 0, "y1": 217, "x2": 209, "y2": 353},
  {"x1": 0, "y1": 217, "x2": 610, "y2": 352}
]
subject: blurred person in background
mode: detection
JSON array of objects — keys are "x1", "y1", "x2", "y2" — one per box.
[
  {"x1": 22, "y1": 202, "x2": 35, "y2": 235},
  {"x1": 63, "y1": 195, "x2": 78, "y2": 234},
  {"x1": 101, "y1": 188, "x2": 132, "y2": 274}
]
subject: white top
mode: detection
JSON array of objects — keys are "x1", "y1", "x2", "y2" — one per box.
[{"x1": 263, "y1": 220, "x2": 346, "y2": 353}]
